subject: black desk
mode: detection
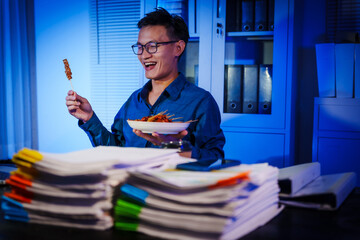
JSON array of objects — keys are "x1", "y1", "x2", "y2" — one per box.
[{"x1": 1, "y1": 185, "x2": 359, "y2": 240}]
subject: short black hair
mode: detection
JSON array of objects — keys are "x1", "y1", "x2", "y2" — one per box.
[{"x1": 137, "y1": 7, "x2": 190, "y2": 45}]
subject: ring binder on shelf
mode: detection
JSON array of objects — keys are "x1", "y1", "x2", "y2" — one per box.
[
  {"x1": 316, "y1": 43, "x2": 336, "y2": 97},
  {"x1": 224, "y1": 65, "x2": 243, "y2": 113},
  {"x1": 226, "y1": 0, "x2": 242, "y2": 32},
  {"x1": 335, "y1": 44, "x2": 355, "y2": 98},
  {"x1": 241, "y1": 0, "x2": 254, "y2": 32},
  {"x1": 242, "y1": 65, "x2": 259, "y2": 113},
  {"x1": 255, "y1": 0, "x2": 267, "y2": 31},
  {"x1": 258, "y1": 64, "x2": 272, "y2": 114},
  {"x1": 268, "y1": 0, "x2": 274, "y2": 31},
  {"x1": 355, "y1": 44, "x2": 360, "y2": 98}
]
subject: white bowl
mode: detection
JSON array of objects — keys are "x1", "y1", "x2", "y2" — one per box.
[{"x1": 127, "y1": 120, "x2": 190, "y2": 134}]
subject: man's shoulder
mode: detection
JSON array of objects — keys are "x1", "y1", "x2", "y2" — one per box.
[
  {"x1": 132, "y1": 87, "x2": 143, "y2": 95},
  {"x1": 183, "y1": 81, "x2": 212, "y2": 98}
]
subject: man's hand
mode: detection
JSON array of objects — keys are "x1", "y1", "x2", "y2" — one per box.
[
  {"x1": 133, "y1": 129, "x2": 188, "y2": 146},
  {"x1": 65, "y1": 90, "x2": 93, "y2": 122}
]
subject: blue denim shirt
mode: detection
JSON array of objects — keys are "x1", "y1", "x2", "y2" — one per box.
[{"x1": 79, "y1": 73, "x2": 225, "y2": 160}]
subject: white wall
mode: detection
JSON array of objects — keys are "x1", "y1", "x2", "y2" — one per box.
[{"x1": 35, "y1": 0, "x2": 92, "y2": 153}]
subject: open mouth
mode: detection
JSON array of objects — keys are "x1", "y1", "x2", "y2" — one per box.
[{"x1": 144, "y1": 62, "x2": 156, "y2": 71}]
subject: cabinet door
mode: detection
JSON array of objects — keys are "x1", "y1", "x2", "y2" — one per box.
[
  {"x1": 224, "y1": 131, "x2": 285, "y2": 167},
  {"x1": 211, "y1": 0, "x2": 290, "y2": 129},
  {"x1": 318, "y1": 137, "x2": 360, "y2": 186},
  {"x1": 312, "y1": 98, "x2": 360, "y2": 186},
  {"x1": 157, "y1": 0, "x2": 201, "y2": 86}
]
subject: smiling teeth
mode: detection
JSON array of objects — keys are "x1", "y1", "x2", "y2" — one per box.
[{"x1": 145, "y1": 62, "x2": 156, "y2": 66}]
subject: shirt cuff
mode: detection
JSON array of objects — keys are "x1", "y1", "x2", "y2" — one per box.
[{"x1": 78, "y1": 112, "x2": 101, "y2": 130}]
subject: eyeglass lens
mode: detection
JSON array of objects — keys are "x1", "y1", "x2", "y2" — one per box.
[{"x1": 132, "y1": 42, "x2": 157, "y2": 55}]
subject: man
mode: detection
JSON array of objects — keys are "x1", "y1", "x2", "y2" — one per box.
[{"x1": 65, "y1": 8, "x2": 225, "y2": 160}]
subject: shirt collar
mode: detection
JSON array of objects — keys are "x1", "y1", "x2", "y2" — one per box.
[
  {"x1": 165, "y1": 73, "x2": 186, "y2": 100},
  {"x1": 140, "y1": 80, "x2": 152, "y2": 102},
  {"x1": 139, "y1": 73, "x2": 186, "y2": 102}
]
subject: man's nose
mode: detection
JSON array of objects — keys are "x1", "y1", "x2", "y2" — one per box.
[{"x1": 142, "y1": 48, "x2": 152, "y2": 58}]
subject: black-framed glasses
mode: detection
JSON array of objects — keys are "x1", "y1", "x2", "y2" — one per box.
[{"x1": 131, "y1": 41, "x2": 178, "y2": 55}]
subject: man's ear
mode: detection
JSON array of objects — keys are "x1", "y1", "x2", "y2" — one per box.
[{"x1": 175, "y1": 40, "x2": 186, "y2": 57}]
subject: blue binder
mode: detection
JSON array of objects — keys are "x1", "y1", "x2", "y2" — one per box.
[
  {"x1": 194, "y1": 64, "x2": 199, "y2": 86},
  {"x1": 335, "y1": 44, "x2": 355, "y2": 98},
  {"x1": 241, "y1": 0, "x2": 254, "y2": 31},
  {"x1": 226, "y1": 0, "x2": 242, "y2": 32},
  {"x1": 355, "y1": 44, "x2": 360, "y2": 98},
  {"x1": 268, "y1": 0, "x2": 274, "y2": 31},
  {"x1": 258, "y1": 65, "x2": 272, "y2": 114},
  {"x1": 316, "y1": 43, "x2": 336, "y2": 97},
  {"x1": 224, "y1": 65, "x2": 242, "y2": 113},
  {"x1": 242, "y1": 65, "x2": 259, "y2": 113},
  {"x1": 255, "y1": 0, "x2": 267, "y2": 31}
]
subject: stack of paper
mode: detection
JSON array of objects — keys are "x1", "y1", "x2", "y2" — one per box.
[
  {"x1": 114, "y1": 163, "x2": 283, "y2": 240},
  {"x1": 1, "y1": 146, "x2": 180, "y2": 230}
]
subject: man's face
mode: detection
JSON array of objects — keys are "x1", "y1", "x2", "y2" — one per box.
[{"x1": 137, "y1": 25, "x2": 181, "y2": 81}]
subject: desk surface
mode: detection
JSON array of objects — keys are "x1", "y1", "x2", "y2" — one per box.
[{"x1": 0, "y1": 186, "x2": 359, "y2": 240}]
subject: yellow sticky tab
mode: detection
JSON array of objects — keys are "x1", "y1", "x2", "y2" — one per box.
[
  {"x1": 12, "y1": 148, "x2": 43, "y2": 165},
  {"x1": 12, "y1": 153, "x2": 36, "y2": 167},
  {"x1": 12, "y1": 157, "x2": 32, "y2": 168},
  {"x1": 19, "y1": 148, "x2": 43, "y2": 162}
]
